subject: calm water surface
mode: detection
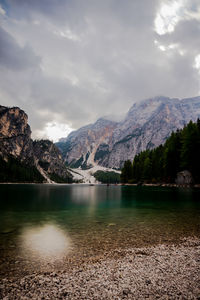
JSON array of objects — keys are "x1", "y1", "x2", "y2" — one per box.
[{"x1": 0, "y1": 184, "x2": 200, "y2": 278}]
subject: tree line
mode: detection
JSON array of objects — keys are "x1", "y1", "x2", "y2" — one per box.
[
  {"x1": 121, "y1": 119, "x2": 200, "y2": 183},
  {"x1": 94, "y1": 170, "x2": 120, "y2": 184}
]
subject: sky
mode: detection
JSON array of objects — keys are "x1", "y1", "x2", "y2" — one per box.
[{"x1": 0, "y1": 0, "x2": 200, "y2": 142}]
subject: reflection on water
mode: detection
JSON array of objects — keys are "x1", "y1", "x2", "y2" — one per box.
[{"x1": 21, "y1": 224, "x2": 72, "y2": 260}]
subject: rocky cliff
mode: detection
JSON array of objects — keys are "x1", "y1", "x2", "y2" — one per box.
[
  {"x1": 0, "y1": 106, "x2": 34, "y2": 165},
  {"x1": 57, "y1": 118, "x2": 118, "y2": 169},
  {"x1": 33, "y1": 139, "x2": 72, "y2": 182},
  {"x1": 57, "y1": 96, "x2": 200, "y2": 169},
  {"x1": 0, "y1": 105, "x2": 72, "y2": 183}
]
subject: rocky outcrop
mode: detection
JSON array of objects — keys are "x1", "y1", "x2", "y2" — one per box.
[
  {"x1": 175, "y1": 170, "x2": 193, "y2": 186},
  {"x1": 57, "y1": 118, "x2": 117, "y2": 169},
  {"x1": 57, "y1": 96, "x2": 200, "y2": 169},
  {"x1": 33, "y1": 140, "x2": 72, "y2": 182},
  {"x1": 0, "y1": 106, "x2": 34, "y2": 165},
  {"x1": 0, "y1": 105, "x2": 72, "y2": 183}
]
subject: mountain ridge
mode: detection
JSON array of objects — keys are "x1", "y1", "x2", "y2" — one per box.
[{"x1": 57, "y1": 96, "x2": 200, "y2": 169}]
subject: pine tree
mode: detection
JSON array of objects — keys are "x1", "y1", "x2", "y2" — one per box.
[
  {"x1": 121, "y1": 160, "x2": 133, "y2": 183},
  {"x1": 121, "y1": 119, "x2": 200, "y2": 183}
]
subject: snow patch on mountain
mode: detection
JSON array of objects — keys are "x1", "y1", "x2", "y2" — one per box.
[{"x1": 70, "y1": 165, "x2": 121, "y2": 184}]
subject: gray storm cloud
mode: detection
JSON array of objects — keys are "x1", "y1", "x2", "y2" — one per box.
[
  {"x1": 0, "y1": 26, "x2": 41, "y2": 70},
  {"x1": 0, "y1": 0, "x2": 199, "y2": 140}
]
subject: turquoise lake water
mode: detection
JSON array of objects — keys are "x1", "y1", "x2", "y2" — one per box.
[{"x1": 0, "y1": 184, "x2": 200, "y2": 278}]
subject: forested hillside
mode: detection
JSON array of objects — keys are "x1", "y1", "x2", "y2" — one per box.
[
  {"x1": 0, "y1": 156, "x2": 44, "y2": 183},
  {"x1": 93, "y1": 170, "x2": 120, "y2": 184},
  {"x1": 121, "y1": 119, "x2": 200, "y2": 183}
]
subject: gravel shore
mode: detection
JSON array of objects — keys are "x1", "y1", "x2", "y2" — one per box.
[{"x1": 0, "y1": 237, "x2": 200, "y2": 299}]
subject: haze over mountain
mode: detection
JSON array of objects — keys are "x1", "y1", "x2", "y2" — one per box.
[{"x1": 57, "y1": 96, "x2": 200, "y2": 169}]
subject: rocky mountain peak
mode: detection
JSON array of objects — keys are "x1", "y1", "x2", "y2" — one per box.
[
  {"x1": 0, "y1": 105, "x2": 33, "y2": 163},
  {"x1": 93, "y1": 117, "x2": 118, "y2": 127},
  {"x1": 57, "y1": 117, "x2": 117, "y2": 169},
  {"x1": 57, "y1": 96, "x2": 200, "y2": 169},
  {"x1": 0, "y1": 105, "x2": 30, "y2": 138}
]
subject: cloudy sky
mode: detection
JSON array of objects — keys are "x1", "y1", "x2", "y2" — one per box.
[{"x1": 0, "y1": 0, "x2": 200, "y2": 141}]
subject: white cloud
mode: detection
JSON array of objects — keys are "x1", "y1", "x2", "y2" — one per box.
[
  {"x1": 154, "y1": 39, "x2": 181, "y2": 54},
  {"x1": 34, "y1": 121, "x2": 74, "y2": 142},
  {"x1": 0, "y1": 5, "x2": 6, "y2": 16},
  {"x1": 159, "y1": 45, "x2": 166, "y2": 51},
  {"x1": 54, "y1": 28, "x2": 81, "y2": 41},
  {"x1": 194, "y1": 54, "x2": 200, "y2": 70},
  {"x1": 154, "y1": 0, "x2": 186, "y2": 35}
]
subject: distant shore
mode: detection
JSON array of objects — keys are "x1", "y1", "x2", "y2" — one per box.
[
  {"x1": 122, "y1": 183, "x2": 200, "y2": 188},
  {"x1": 1, "y1": 182, "x2": 200, "y2": 188},
  {"x1": 1, "y1": 237, "x2": 199, "y2": 299}
]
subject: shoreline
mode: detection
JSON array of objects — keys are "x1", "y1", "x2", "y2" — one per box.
[
  {"x1": 1, "y1": 182, "x2": 200, "y2": 188},
  {"x1": 0, "y1": 237, "x2": 199, "y2": 299},
  {"x1": 122, "y1": 183, "x2": 200, "y2": 188}
]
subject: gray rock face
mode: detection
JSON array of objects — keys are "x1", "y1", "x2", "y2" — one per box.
[
  {"x1": 57, "y1": 118, "x2": 118, "y2": 169},
  {"x1": 0, "y1": 105, "x2": 71, "y2": 182},
  {"x1": 0, "y1": 105, "x2": 34, "y2": 165},
  {"x1": 58, "y1": 96, "x2": 200, "y2": 169},
  {"x1": 33, "y1": 140, "x2": 72, "y2": 180},
  {"x1": 175, "y1": 170, "x2": 193, "y2": 186}
]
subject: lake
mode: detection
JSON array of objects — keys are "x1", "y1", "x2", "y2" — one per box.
[{"x1": 0, "y1": 184, "x2": 200, "y2": 279}]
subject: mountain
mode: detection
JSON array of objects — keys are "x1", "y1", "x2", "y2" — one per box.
[
  {"x1": 0, "y1": 105, "x2": 72, "y2": 183},
  {"x1": 57, "y1": 118, "x2": 118, "y2": 169},
  {"x1": 120, "y1": 119, "x2": 200, "y2": 184},
  {"x1": 0, "y1": 106, "x2": 34, "y2": 165},
  {"x1": 57, "y1": 96, "x2": 200, "y2": 169},
  {"x1": 33, "y1": 139, "x2": 72, "y2": 183}
]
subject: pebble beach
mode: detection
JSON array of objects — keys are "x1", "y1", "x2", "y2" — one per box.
[{"x1": 0, "y1": 237, "x2": 199, "y2": 299}]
